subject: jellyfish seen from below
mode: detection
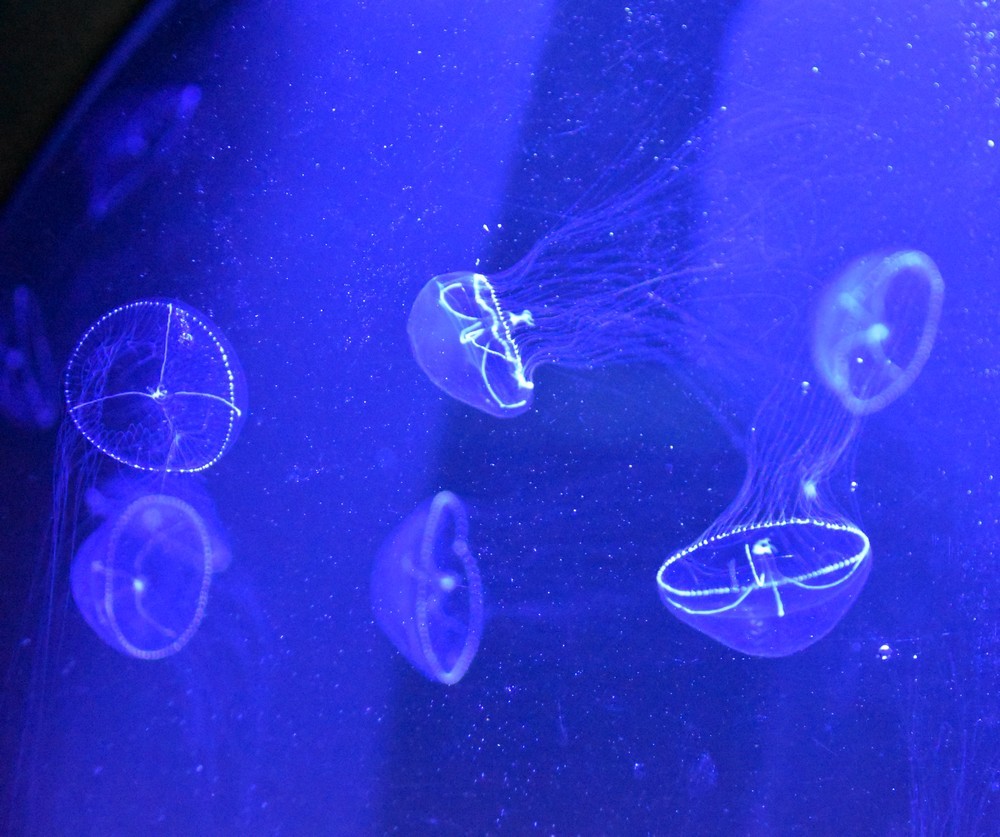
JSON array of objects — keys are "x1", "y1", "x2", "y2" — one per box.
[
  {"x1": 70, "y1": 489, "x2": 222, "y2": 659},
  {"x1": 407, "y1": 141, "x2": 735, "y2": 418},
  {"x1": 0, "y1": 285, "x2": 59, "y2": 429},
  {"x1": 371, "y1": 490, "x2": 484, "y2": 685},
  {"x1": 64, "y1": 299, "x2": 247, "y2": 472},
  {"x1": 813, "y1": 250, "x2": 944, "y2": 416}
]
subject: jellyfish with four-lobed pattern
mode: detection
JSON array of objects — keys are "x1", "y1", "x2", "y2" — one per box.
[{"x1": 64, "y1": 298, "x2": 246, "y2": 472}]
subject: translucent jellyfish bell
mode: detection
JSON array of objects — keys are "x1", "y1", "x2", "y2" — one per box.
[
  {"x1": 658, "y1": 518, "x2": 871, "y2": 657},
  {"x1": 70, "y1": 491, "x2": 218, "y2": 660},
  {"x1": 83, "y1": 84, "x2": 203, "y2": 220},
  {"x1": 371, "y1": 490, "x2": 484, "y2": 685},
  {"x1": 407, "y1": 272, "x2": 535, "y2": 417},
  {"x1": 656, "y1": 366, "x2": 873, "y2": 657},
  {"x1": 407, "y1": 142, "x2": 730, "y2": 418},
  {"x1": 813, "y1": 250, "x2": 944, "y2": 416},
  {"x1": 64, "y1": 299, "x2": 247, "y2": 472}
]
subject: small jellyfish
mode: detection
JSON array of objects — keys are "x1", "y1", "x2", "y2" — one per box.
[
  {"x1": 813, "y1": 250, "x2": 944, "y2": 415},
  {"x1": 64, "y1": 299, "x2": 247, "y2": 473},
  {"x1": 371, "y1": 491, "x2": 484, "y2": 685},
  {"x1": 656, "y1": 381, "x2": 872, "y2": 656},
  {"x1": 658, "y1": 516, "x2": 871, "y2": 658},
  {"x1": 408, "y1": 272, "x2": 536, "y2": 416},
  {"x1": 0, "y1": 285, "x2": 59, "y2": 430},
  {"x1": 70, "y1": 490, "x2": 219, "y2": 660},
  {"x1": 407, "y1": 141, "x2": 735, "y2": 418},
  {"x1": 84, "y1": 85, "x2": 203, "y2": 220}
]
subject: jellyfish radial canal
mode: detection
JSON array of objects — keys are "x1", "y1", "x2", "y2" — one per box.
[
  {"x1": 371, "y1": 490, "x2": 484, "y2": 685},
  {"x1": 64, "y1": 299, "x2": 247, "y2": 472},
  {"x1": 813, "y1": 250, "x2": 944, "y2": 415},
  {"x1": 408, "y1": 272, "x2": 535, "y2": 418}
]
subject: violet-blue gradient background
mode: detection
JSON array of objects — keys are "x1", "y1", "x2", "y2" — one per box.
[{"x1": 1, "y1": 0, "x2": 998, "y2": 833}]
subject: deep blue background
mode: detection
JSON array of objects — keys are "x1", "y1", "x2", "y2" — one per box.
[{"x1": 1, "y1": 0, "x2": 998, "y2": 833}]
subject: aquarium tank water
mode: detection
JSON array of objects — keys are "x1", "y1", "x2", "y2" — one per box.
[{"x1": 1, "y1": 0, "x2": 998, "y2": 833}]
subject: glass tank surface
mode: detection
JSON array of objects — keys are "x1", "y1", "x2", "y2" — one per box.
[{"x1": 0, "y1": 0, "x2": 998, "y2": 834}]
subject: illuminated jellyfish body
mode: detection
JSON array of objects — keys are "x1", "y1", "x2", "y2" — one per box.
[
  {"x1": 65, "y1": 299, "x2": 247, "y2": 472},
  {"x1": 70, "y1": 488, "x2": 225, "y2": 659},
  {"x1": 41, "y1": 300, "x2": 244, "y2": 661},
  {"x1": 409, "y1": 272, "x2": 536, "y2": 416},
  {"x1": 407, "y1": 143, "x2": 722, "y2": 418},
  {"x1": 656, "y1": 376, "x2": 872, "y2": 657},
  {"x1": 813, "y1": 250, "x2": 944, "y2": 415},
  {"x1": 658, "y1": 514, "x2": 871, "y2": 658},
  {"x1": 371, "y1": 490, "x2": 484, "y2": 685}
]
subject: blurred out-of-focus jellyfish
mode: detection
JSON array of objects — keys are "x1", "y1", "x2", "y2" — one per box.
[
  {"x1": 70, "y1": 489, "x2": 222, "y2": 659},
  {"x1": 656, "y1": 377, "x2": 871, "y2": 657},
  {"x1": 371, "y1": 490, "x2": 484, "y2": 685},
  {"x1": 408, "y1": 141, "x2": 734, "y2": 418},
  {"x1": 813, "y1": 250, "x2": 944, "y2": 415},
  {"x1": 84, "y1": 85, "x2": 203, "y2": 220},
  {"x1": 0, "y1": 285, "x2": 59, "y2": 429},
  {"x1": 64, "y1": 299, "x2": 247, "y2": 472}
]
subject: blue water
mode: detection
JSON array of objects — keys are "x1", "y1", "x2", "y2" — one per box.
[{"x1": 1, "y1": 0, "x2": 998, "y2": 833}]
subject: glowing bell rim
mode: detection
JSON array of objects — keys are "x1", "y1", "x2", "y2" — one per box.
[{"x1": 655, "y1": 517, "x2": 871, "y2": 599}]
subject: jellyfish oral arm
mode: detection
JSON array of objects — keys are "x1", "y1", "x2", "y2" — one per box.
[
  {"x1": 440, "y1": 274, "x2": 535, "y2": 410},
  {"x1": 743, "y1": 540, "x2": 791, "y2": 617}
]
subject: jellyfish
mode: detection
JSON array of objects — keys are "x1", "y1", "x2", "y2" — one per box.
[
  {"x1": 371, "y1": 490, "x2": 483, "y2": 685},
  {"x1": 655, "y1": 368, "x2": 871, "y2": 657},
  {"x1": 70, "y1": 485, "x2": 227, "y2": 659},
  {"x1": 813, "y1": 250, "x2": 944, "y2": 416},
  {"x1": 656, "y1": 250, "x2": 945, "y2": 657},
  {"x1": 407, "y1": 140, "x2": 750, "y2": 418},
  {"x1": 0, "y1": 285, "x2": 59, "y2": 430},
  {"x1": 83, "y1": 85, "x2": 203, "y2": 220},
  {"x1": 64, "y1": 298, "x2": 247, "y2": 472},
  {"x1": 31, "y1": 298, "x2": 246, "y2": 667}
]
